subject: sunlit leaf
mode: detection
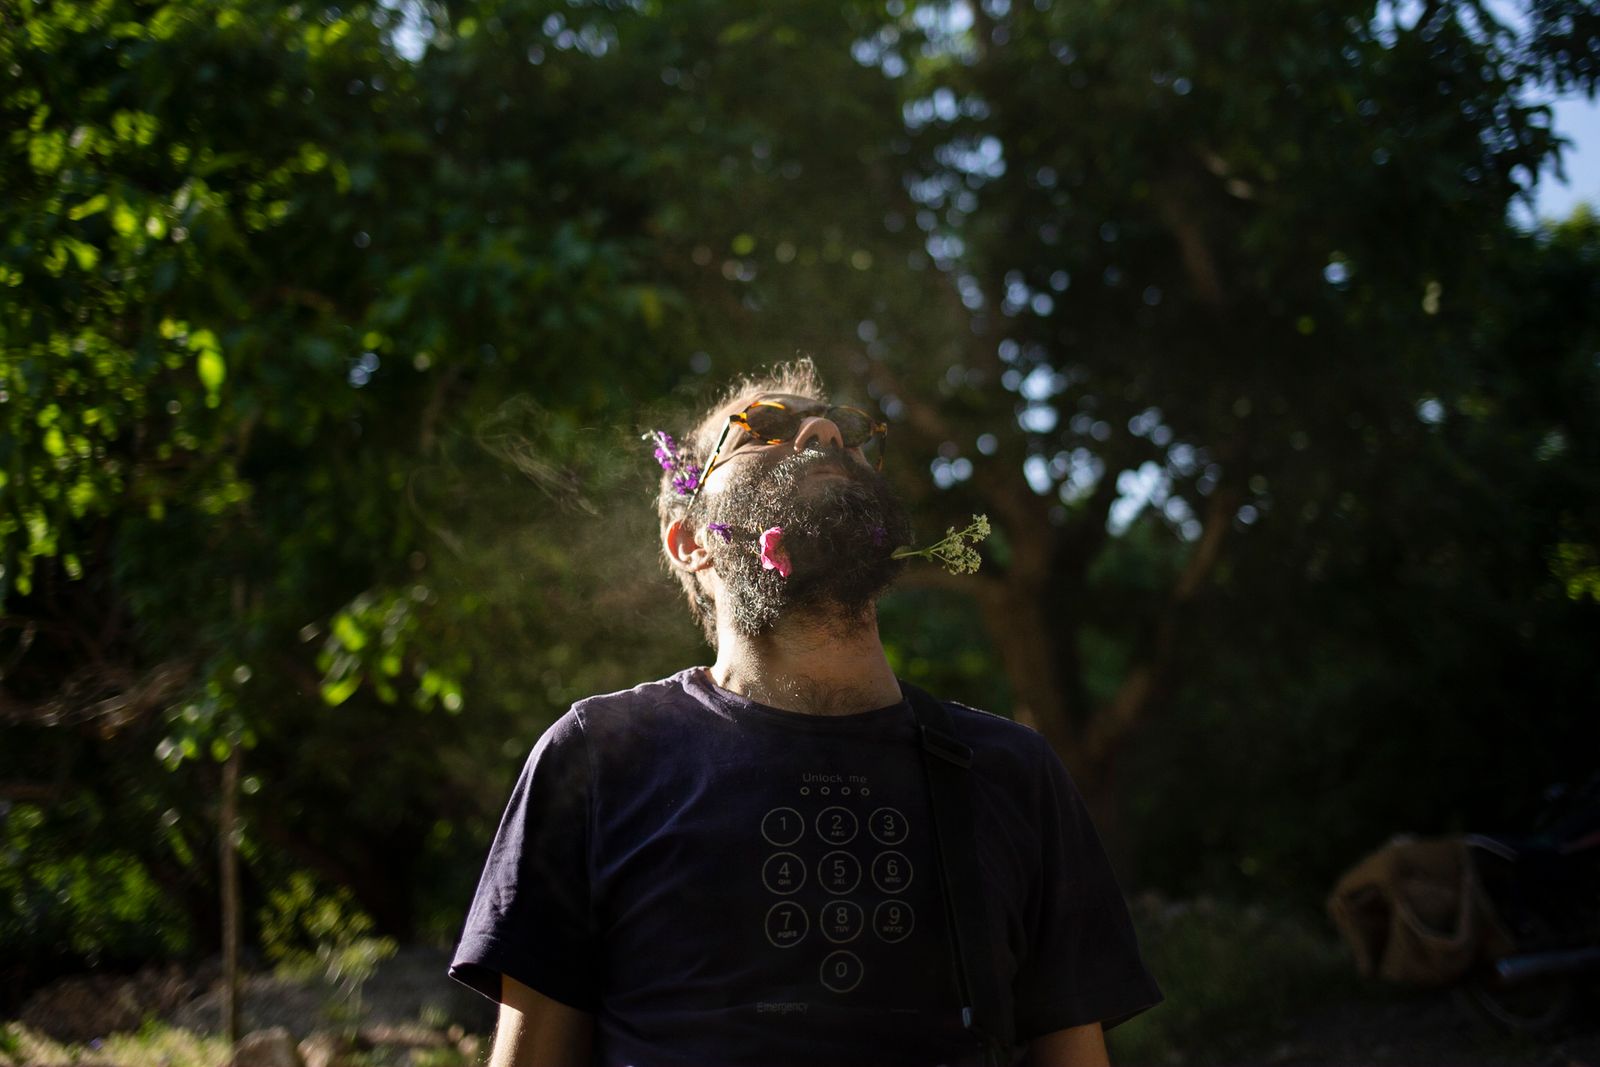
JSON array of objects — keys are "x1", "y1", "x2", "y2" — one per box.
[{"x1": 319, "y1": 675, "x2": 360, "y2": 707}]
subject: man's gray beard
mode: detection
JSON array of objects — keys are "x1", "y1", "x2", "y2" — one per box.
[{"x1": 702, "y1": 448, "x2": 914, "y2": 640}]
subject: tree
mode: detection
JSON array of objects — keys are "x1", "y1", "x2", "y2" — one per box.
[
  {"x1": 636, "y1": 0, "x2": 1600, "y2": 816},
  {"x1": 0, "y1": 0, "x2": 702, "y2": 969}
]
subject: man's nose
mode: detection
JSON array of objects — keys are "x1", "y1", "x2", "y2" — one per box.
[{"x1": 793, "y1": 415, "x2": 844, "y2": 452}]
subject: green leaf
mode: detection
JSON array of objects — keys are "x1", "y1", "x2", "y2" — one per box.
[
  {"x1": 112, "y1": 201, "x2": 140, "y2": 236},
  {"x1": 68, "y1": 194, "x2": 109, "y2": 220},
  {"x1": 637, "y1": 286, "x2": 663, "y2": 329},
  {"x1": 197, "y1": 349, "x2": 226, "y2": 397},
  {"x1": 320, "y1": 675, "x2": 360, "y2": 707},
  {"x1": 332, "y1": 614, "x2": 367, "y2": 651},
  {"x1": 65, "y1": 238, "x2": 99, "y2": 271}
]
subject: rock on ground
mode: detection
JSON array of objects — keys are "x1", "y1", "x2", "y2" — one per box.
[
  {"x1": 230, "y1": 1027, "x2": 303, "y2": 1067},
  {"x1": 17, "y1": 963, "x2": 208, "y2": 1042}
]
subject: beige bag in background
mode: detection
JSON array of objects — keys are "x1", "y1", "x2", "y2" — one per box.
[{"x1": 1328, "y1": 835, "x2": 1516, "y2": 985}]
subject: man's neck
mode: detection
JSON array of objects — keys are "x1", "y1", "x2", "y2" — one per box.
[{"x1": 709, "y1": 606, "x2": 902, "y2": 716}]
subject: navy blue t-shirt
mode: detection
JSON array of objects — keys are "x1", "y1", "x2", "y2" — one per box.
[{"x1": 450, "y1": 668, "x2": 1160, "y2": 1066}]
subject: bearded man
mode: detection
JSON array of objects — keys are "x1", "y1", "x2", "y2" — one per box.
[{"x1": 449, "y1": 362, "x2": 1161, "y2": 1067}]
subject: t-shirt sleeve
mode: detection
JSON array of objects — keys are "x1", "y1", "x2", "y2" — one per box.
[
  {"x1": 1011, "y1": 741, "x2": 1162, "y2": 1040},
  {"x1": 448, "y1": 711, "x2": 599, "y2": 1012}
]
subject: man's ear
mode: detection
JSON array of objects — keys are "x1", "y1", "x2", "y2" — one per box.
[{"x1": 664, "y1": 516, "x2": 715, "y2": 572}]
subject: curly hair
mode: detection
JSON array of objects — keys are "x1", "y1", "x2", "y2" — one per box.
[{"x1": 654, "y1": 358, "x2": 828, "y2": 644}]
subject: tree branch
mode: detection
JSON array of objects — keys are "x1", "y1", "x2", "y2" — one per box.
[
  {"x1": 1152, "y1": 184, "x2": 1227, "y2": 308},
  {"x1": 0, "y1": 658, "x2": 194, "y2": 736},
  {"x1": 1082, "y1": 481, "x2": 1242, "y2": 769},
  {"x1": 864, "y1": 359, "x2": 1051, "y2": 573}
]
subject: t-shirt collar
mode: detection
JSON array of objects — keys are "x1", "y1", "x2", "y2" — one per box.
[{"x1": 680, "y1": 666, "x2": 914, "y2": 736}]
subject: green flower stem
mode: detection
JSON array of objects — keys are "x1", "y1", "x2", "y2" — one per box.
[{"x1": 891, "y1": 514, "x2": 992, "y2": 575}]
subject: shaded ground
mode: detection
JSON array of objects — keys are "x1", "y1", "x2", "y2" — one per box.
[
  {"x1": 7, "y1": 947, "x2": 491, "y2": 1064},
  {"x1": 1247, "y1": 984, "x2": 1599, "y2": 1067},
  {"x1": 6, "y1": 946, "x2": 1597, "y2": 1066}
]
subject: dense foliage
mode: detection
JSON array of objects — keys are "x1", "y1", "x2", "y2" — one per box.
[{"x1": 2, "y1": 0, "x2": 1597, "y2": 1000}]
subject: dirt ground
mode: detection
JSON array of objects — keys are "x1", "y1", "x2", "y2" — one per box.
[
  {"x1": 11, "y1": 948, "x2": 490, "y2": 1047},
  {"x1": 1237, "y1": 984, "x2": 1599, "y2": 1067},
  {"x1": 9, "y1": 947, "x2": 1598, "y2": 1066}
]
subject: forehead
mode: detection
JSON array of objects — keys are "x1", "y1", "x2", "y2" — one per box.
[
  {"x1": 701, "y1": 391, "x2": 822, "y2": 431},
  {"x1": 746, "y1": 392, "x2": 827, "y2": 412}
]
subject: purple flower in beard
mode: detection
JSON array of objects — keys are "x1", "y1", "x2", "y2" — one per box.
[
  {"x1": 645, "y1": 430, "x2": 702, "y2": 496},
  {"x1": 670, "y1": 464, "x2": 702, "y2": 495}
]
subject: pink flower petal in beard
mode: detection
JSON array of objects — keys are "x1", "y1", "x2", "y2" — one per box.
[{"x1": 758, "y1": 526, "x2": 792, "y2": 578}]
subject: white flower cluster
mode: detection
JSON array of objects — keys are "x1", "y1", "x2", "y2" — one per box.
[{"x1": 892, "y1": 514, "x2": 992, "y2": 575}]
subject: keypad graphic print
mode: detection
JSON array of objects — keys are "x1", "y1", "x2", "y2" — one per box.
[{"x1": 760, "y1": 777, "x2": 916, "y2": 995}]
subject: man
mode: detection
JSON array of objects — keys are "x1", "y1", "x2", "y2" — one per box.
[{"x1": 449, "y1": 361, "x2": 1161, "y2": 1066}]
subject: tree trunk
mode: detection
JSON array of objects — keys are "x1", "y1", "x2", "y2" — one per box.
[{"x1": 219, "y1": 748, "x2": 241, "y2": 1047}]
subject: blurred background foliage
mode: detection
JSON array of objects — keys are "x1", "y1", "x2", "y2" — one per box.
[{"x1": 2, "y1": 0, "x2": 1598, "y2": 1048}]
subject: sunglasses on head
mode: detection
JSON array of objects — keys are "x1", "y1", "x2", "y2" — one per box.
[{"x1": 688, "y1": 397, "x2": 888, "y2": 507}]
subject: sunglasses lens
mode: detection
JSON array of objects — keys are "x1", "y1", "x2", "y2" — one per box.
[
  {"x1": 743, "y1": 404, "x2": 803, "y2": 441},
  {"x1": 738, "y1": 402, "x2": 884, "y2": 465},
  {"x1": 831, "y1": 407, "x2": 875, "y2": 447},
  {"x1": 855, "y1": 424, "x2": 887, "y2": 469}
]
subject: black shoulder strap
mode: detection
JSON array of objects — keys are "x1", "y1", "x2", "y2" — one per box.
[{"x1": 902, "y1": 681, "x2": 1015, "y2": 1067}]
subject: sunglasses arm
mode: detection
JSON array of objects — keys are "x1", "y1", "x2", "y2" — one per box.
[{"x1": 686, "y1": 421, "x2": 735, "y2": 508}]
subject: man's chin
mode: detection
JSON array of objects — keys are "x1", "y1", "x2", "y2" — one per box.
[
  {"x1": 784, "y1": 545, "x2": 904, "y2": 606},
  {"x1": 719, "y1": 541, "x2": 905, "y2": 640},
  {"x1": 770, "y1": 598, "x2": 879, "y2": 639}
]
